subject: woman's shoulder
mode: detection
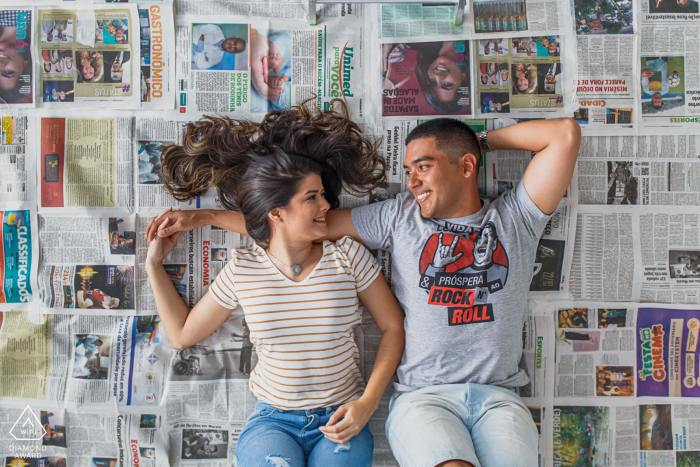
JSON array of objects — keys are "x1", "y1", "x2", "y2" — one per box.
[{"x1": 330, "y1": 236, "x2": 370, "y2": 258}]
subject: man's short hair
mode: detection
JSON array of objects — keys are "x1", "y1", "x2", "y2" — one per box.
[{"x1": 405, "y1": 118, "x2": 481, "y2": 163}]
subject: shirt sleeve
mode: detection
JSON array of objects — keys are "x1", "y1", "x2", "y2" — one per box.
[
  {"x1": 350, "y1": 198, "x2": 400, "y2": 251},
  {"x1": 338, "y1": 236, "x2": 381, "y2": 292},
  {"x1": 209, "y1": 252, "x2": 240, "y2": 309},
  {"x1": 501, "y1": 182, "x2": 552, "y2": 240}
]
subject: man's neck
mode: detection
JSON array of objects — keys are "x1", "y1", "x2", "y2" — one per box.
[{"x1": 435, "y1": 186, "x2": 484, "y2": 220}]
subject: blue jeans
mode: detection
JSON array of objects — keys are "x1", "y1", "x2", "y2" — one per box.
[
  {"x1": 236, "y1": 401, "x2": 374, "y2": 467},
  {"x1": 386, "y1": 383, "x2": 538, "y2": 467}
]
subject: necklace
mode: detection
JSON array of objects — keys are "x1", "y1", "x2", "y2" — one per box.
[{"x1": 267, "y1": 247, "x2": 314, "y2": 276}]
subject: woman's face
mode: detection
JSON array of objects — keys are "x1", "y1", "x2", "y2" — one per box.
[
  {"x1": 272, "y1": 173, "x2": 330, "y2": 242},
  {"x1": 540, "y1": 37, "x2": 550, "y2": 48},
  {"x1": 548, "y1": 42, "x2": 558, "y2": 55},
  {"x1": 44, "y1": 62, "x2": 52, "y2": 73},
  {"x1": 65, "y1": 57, "x2": 73, "y2": 69},
  {"x1": 491, "y1": 74, "x2": 498, "y2": 84},
  {"x1": 55, "y1": 62, "x2": 62, "y2": 73},
  {"x1": 428, "y1": 54, "x2": 465, "y2": 105},
  {"x1": 0, "y1": 26, "x2": 28, "y2": 92},
  {"x1": 82, "y1": 63, "x2": 95, "y2": 80},
  {"x1": 517, "y1": 76, "x2": 530, "y2": 92},
  {"x1": 480, "y1": 73, "x2": 488, "y2": 85},
  {"x1": 500, "y1": 69, "x2": 509, "y2": 81},
  {"x1": 488, "y1": 100, "x2": 495, "y2": 112}
]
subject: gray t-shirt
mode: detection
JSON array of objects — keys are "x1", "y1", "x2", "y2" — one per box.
[{"x1": 352, "y1": 182, "x2": 550, "y2": 392}]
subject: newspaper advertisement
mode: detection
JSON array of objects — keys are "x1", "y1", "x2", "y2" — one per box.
[
  {"x1": 170, "y1": 16, "x2": 367, "y2": 122},
  {"x1": 38, "y1": 214, "x2": 137, "y2": 314},
  {"x1": 573, "y1": 0, "x2": 636, "y2": 134},
  {"x1": 174, "y1": 0, "x2": 363, "y2": 21},
  {"x1": 137, "y1": 215, "x2": 252, "y2": 314},
  {"x1": 163, "y1": 310, "x2": 257, "y2": 466},
  {"x1": 0, "y1": 209, "x2": 39, "y2": 310},
  {"x1": 138, "y1": 5, "x2": 175, "y2": 109},
  {"x1": 475, "y1": 36, "x2": 572, "y2": 116},
  {"x1": 472, "y1": 0, "x2": 568, "y2": 38},
  {"x1": 0, "y1": 8, "x2": 33, "y2": 107},
  {"x1": 637, "y1": 0, "x2": 700, "y2": 132},
  {"x1": 135, "y1": 117, "x2": 219, "y2": 210},
  {"x1": 570, "y1": 206, "x2": 700, "y2": 304},
  {"x1": 0, "y1": 311, "x2": 70, "y2": 403},
  {"x1": 0, "y1": 114, "x2": 34, "y2": 204},
  {"x1": 37, "y1": 5, "x2": 141, "y2": 108},
  {"x1": 39, "y1": 116, "x2": 134, "y2": 210},
  {"x1": 577, "y1": 136, "x2": 700, "y2": 206},
  {"x1": 381, "y1": 40, "x2": 472, "y2": 118}
]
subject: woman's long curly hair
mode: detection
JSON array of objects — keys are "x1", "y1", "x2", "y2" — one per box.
[{"x1": 160, "y1": 99, "x2": 385, "y2": 245}]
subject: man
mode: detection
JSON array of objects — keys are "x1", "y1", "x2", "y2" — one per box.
[
  {"x1": 77, "y1": 289, "x2": 121, "y2": 309},
  {"x1": 641, "y1": 57, "x2": 669, "y2": 109},
  {"x1": 192, "y1": 24, "x2": 246, "y2": 70},
  {"x1": 146, "y1": 117, "x2": 580, "y2": 467},
  {"x1": 104, "y1": 51, "x2": 130, "y2": 83},
  {"x1": 105, "y1": 19, "x2": 128, "y2": 44}
]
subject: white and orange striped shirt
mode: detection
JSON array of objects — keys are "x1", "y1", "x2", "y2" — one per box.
[{"x1": 209, "y1": 236, "x2": 381, "y2": 410}]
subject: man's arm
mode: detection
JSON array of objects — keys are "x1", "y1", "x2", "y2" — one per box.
[
  {"x1": 144, "y1": 207, "x2": 361, "y2": 243},
  {"x1": 486, "y1": 118, "x2": 581, "y2": 215}
]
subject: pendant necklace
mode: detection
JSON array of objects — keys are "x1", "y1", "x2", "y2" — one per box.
[{"x1": 267, "y1": 247, "x2": 313, "y2": 276}]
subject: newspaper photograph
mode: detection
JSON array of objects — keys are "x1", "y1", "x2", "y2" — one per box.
[
  {"x1": 0, "y1": 114, "x2": 34, "y2": 205},
  {"x1": 472, "y1": 0, "x2": 568, "y2": 38},
  {"x1": 530, "y1": 205, "x2": 577, "y2": 293},
  {"x1": 0, "y1": 209, "x2": 39, "y2": 310},
  {"x1": 0, "y1": 9, "x2": 33, "y2": 107},
  {"x1": 475, "y1": 36, "x2": 570, "y2": 116},
  {"x1": 381, "y1": 40, "x2": 472, "y2": 118},
  {"x1": 138, "y1": 5, "x2": 175, "y2": 109},
  {"x1": 170, "y1": 16, "x2": 367, "y2": 121},
  {"x1": 37, "y1": 5, "x2": 141, "y2": 108},
  {"x1": 39, "y1": 116, "x2": 133, "y2": 210},
  {"x1": 0, "y1": 311, "x2": 71, "y2": 402}
]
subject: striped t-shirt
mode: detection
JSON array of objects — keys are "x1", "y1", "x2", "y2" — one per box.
[{"x1": 209, "y1": 236, "x2": 381, "y2": 410}]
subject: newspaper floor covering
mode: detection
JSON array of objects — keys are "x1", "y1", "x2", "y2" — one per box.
[{"x1": 0, "y1": 0, "x2": 698, "y2": 466}]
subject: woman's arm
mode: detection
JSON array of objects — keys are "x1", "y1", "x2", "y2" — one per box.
[
  {"x1": 321, "y1": 272, "x2": 404, "y2": 444},
  {"x1": 146, "y1": 219, "x2": 234, "y2": 349}
]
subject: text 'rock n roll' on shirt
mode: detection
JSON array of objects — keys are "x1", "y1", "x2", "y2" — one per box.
[
  {"x1": 209, "y1": 236, "x2": 381, "y2": 410},
  {"x1": 351, "y1": 182, "x2": 551, "y2": 392}
]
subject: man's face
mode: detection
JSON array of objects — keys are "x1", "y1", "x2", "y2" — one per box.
[
  {"x1": 544, "y1": 73, "x2": 556, "y2": 92},
  {"x1": 404, "y1": 137, "x2": 468, "y2": 219},
  {"x1": 59, "y1": 91, "x2": 65, "y2": 100},
  {"x1": 222, "y1": 37, "x2": 245, "y2": 53},
  {"x1": 473, "y1": 225, "x2": 497, "y2": 267},
  {"x1": 65, "y1": 57, "x2": 73, "y2": 69},
  {"x1": 548, "y1": 42, "x2": 558, "y2": 55},
  {"x1": 500, "y1": 69, "x2": 508, "y2": 81},
  {"x1": 652, "y1": 92, "x2": 663, "y2": 108},
  {"x1": 103, "y1": 296, "x2": 120, "y2": 309},
  {"x1": 495, "y1": 102, "x2": 502, "y2": 111},
  {"x1": 47, "y1": 33, "x2": 53, "y2": 42},
  {"x1": 115, "y1": 28, "x2": 125, "y2": 43},
  {"x1": 111, "y1": 62, "x2": 123, "y2": 81}
]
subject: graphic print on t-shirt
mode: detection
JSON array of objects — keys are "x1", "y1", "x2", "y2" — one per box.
[{"x1": 418, "y1": 221, "x2": 509, "y2": 327}]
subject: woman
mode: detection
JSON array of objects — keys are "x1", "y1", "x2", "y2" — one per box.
[
  {"x1": 512, "y1": 63, "x2": 537, "y2": 94},
  {"x1": 0, "y1": 11, "x2": 33, "y2": 104},
  {"x1": 146, "y1": 101, "x2": 405, "y2": 467},
  {"x1": 77, "y1": 51, "x2": 103, "y2": 83}
]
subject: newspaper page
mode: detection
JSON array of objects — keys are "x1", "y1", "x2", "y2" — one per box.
[
  {"x1": 37, "y1": 5, "x2": 141, "y2": 108},
  {"x1": 169, "y1": 16, "x2": 367, "y2": 122},
  {"x1": 38, "y1": 214, "x2": 137, "y2": 314},
  {"x1": 637, "y1": 0, "x2": 700, "y2": 132},
  {"x1": 577, "y1": 136, "x2": 700, "y2": 206},
  {"x1": 39, "y1": 116, "x2": 134, "y2": 210},
  {"x1": 0, "y1": 8, "x2": 34, "y2": 107},
  {"x1": 573, "y1": 0, "x2": 636, "y2": 134},
  {"x1": 138, "y1": 4, "x2": 175, "y2": 109},
  {"x1": 475, "y1": 36, "x2": 573, "y2": 117},
  {"x1": 0, "y1": 209, "x2": 39, "y2": 311},
  {"x1": 174, "y1": 0, "x2": 363, "y2": 21},
  {"x1": 135, "y1": 117, "x2": 219, "y2": 210},
  {"x1": 471, "y1": 0, "x2": 568, "y2": 38},
  {"x1": 163, "y1": 310, "x2": 257, "y2": 466},
  {"x1": 376, "y1": 4, "x2": 466, "y2": 41},
  {"x1": 0, "y1": 114, "x2": 35, "y2": 205}
]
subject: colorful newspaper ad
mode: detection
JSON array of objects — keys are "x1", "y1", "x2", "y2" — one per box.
[
  {"x1": 0, "y1": 209, "x2": 39, "y2": 310},
  {"x1": 37, "y1": 5, "x2": 140, "y2": 108},
  {"x1": 573, "y1": 0, "x2": 636, "y2": 134},
  {"x1": 170, "y1": 16, "x2": 367, "y2": 121},
  {"x1": 0, "y1": 8, "x2": 33, "y2": 107},
  {"x1": 39, "y1": 116, "x2": 134, "y2": 210},
  {"x1": 138, "y1": 4, "x2": 175, "y2": 109},
  {"x1": 472, "y1": 0, "x2": 568, "y2": 38}
]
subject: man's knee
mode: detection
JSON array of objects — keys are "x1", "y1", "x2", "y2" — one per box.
[{"x1": 435, "y1": 461, "x2": 475, "y2": 467}]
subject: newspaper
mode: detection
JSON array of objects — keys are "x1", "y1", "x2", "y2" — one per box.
[
  {"x1": 38, "y1": 213, "x2": 137, "y2": 314},
  {"x1": 168, "y1": 15, "x2": 368, "y2": 121},
  {"x1": 39, "y1": 116, "x2": 134, "y2": 210},
  {"x1": 174, "y1": 0, "x2": 363, "y2": 21},
  {"x1": 0, "y1": 208, "x2": 40, "y2": 311},
  {"x1": 37, "y1": 5, "x2": 141, "y2": 108},
  {"x1": 134, "y1": 117, "x2": 219, "y2": 210},
  {"x1": 577, "y1": 137, "x2": 700, "y2": 206},
  {"x1": 570, "y1": 205, "x2": 700, "y2": 304},
  {"x1": 0, "y1": 8, "x2": 33, "y2": 107},
  {"x1": 475, "y1": 36, "x2": 574, "y2": 117},
  {"x1": 138, "y1": 4, "x2": 175, "y2": 109},
  {"x1": 472, "y1": 0, "x2": 568, "y2": 38},
  {"x1": 574, "y1": 0, "x2": 636, "y2": 134},
  {"x1": 0, "y1": 114, "x2": 34, "y2": 205},
  {"x1": 376, "y1": 4, "x2": 467, "y2": 41}
]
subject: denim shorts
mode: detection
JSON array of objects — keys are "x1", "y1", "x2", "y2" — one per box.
[
  {"x1": 386, "y1": 383, "x2": 538, "y2": 467},
  {"x1": 236, "y1": 401, "x2": 374, "y2": 467}
]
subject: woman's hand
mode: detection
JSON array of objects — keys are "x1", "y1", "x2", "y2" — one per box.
[
  {"x1": 146, "y1": 218, "x2": 182, "y2": 267},
  {"x1": 145, "y1": 207, "x2": 204, "y2": 241},
  {"x1": 319, "y1": 397, "x2": 375, "y2": 445}
]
